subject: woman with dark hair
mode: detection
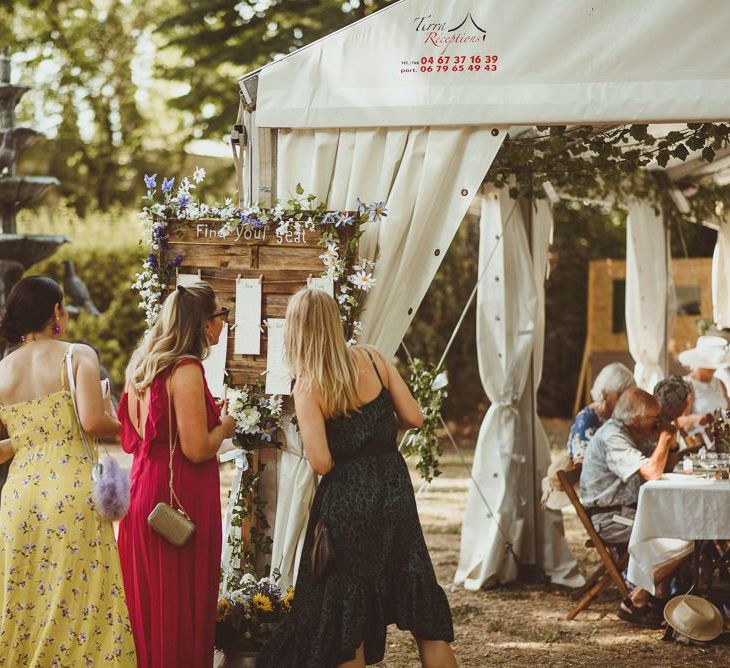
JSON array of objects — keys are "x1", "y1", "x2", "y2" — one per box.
[
  {"x1": 0, "y1": 276, "x2": 136, "y2": 665},
  {"x1": 118, "y1": 282, "x2": 236, "y2": 668}
]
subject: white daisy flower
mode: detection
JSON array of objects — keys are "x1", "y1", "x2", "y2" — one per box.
[
  {"x1": 348, "y1": 270, "x2": 376, "y2": 291},
  {"x1": 192, "y1": 166, "x2": 207, "y2": 184}
]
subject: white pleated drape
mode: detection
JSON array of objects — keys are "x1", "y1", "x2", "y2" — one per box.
[
  {"x1": 268, "y1": 422, "x2": 314, "y2": 589},
  {"x1": 277, "y1": 126, "x2": 506, "y2": 355},
  {"x1": 625, "y1": 201, "x2": 675, "y2": 391},
  {"x1": 455, "y1": 190, "x2": 538, "y2": 589},
  {"x1": 712, "y1": 217, "x2": 730, "y2": 329},
  {"x1": 529, "y1": 200, "x2": 584, "y2": 588},
  {"x1": 268, "y1": 126, "x2": 506, "y2": 585}
]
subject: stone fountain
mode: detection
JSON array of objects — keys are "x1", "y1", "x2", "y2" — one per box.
[
  {"x1": 0, "y1": 51, "x2": 66, "y2": 495},
  {"x1": 0, "y1": 50, "x2": 65, "y2": 292}
]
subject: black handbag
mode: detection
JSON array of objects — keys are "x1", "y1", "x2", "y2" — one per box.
[{"x1": 311, "y1": 518, "x2": 335, "y2": 580}]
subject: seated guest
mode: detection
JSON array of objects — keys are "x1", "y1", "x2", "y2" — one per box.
[
  {"x1": 580, "y1": 388, "x2": 683, "y2": 627},
  {"x1": 568, "y1": 362, "x2": 635, "y2": 462},
  {"x1": 654, "y1": 376, "x2": 710, "y2": 449},
  {"x1": 679, "y1": 335, "x2": 730, "y2": 415},
  {"x1": 707, "y1": 328, "x2": 730, "y2": 391}
]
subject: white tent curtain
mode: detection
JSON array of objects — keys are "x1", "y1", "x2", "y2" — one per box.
[
  {"x1": 529, "y1": 200, "x2": 584, "y2": 588},
  {"x1": 712, "y1": 217, "x2": 730, "y2": 329},
  {"x1": 267, "y1": 125, "x2": 506, "y2": 584},
  {"x1": 625, "y1": 201, "x2": 675, "y2": 391},
  {"x1": 455, "y1": 190, "x2": 538, "y2": 589},
  {"x1": 268, "y1": 421, "x2": 314, "y2": 590}
]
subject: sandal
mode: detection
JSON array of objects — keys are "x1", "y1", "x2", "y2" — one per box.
[{"x1": 617, "y1": 597, "x2": 664, "y2": 629}]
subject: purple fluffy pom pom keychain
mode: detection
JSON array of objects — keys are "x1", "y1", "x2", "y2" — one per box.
[{"x1": 91, "y1": 456, "x2": 130, "y2": 522}]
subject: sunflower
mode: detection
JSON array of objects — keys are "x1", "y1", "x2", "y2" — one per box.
[
  {"x1": 251, "y1": 593, "x2": 273, "y2": 612},
  {"x1": 283, "y1": 587, "x2": 295, "y2": 611},
  {"x1": 216, "y1": 598, "x2": 231, "y2": 621}
]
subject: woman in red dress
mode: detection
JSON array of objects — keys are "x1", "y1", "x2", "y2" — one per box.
[{"x1": 118, "y1": 282, "x2": 236, "y2": 668}]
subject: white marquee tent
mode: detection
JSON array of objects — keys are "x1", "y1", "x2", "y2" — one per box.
[{"x1": 232, "y1": 0, "x2": 730, "y2": 591}]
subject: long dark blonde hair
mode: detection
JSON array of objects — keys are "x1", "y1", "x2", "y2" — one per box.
[
  {"x1": 126, "y1": 282, "x2": 217, "y2": 394},
  {"x1": 284, "y1": 288, "x2": 362, "y2": 417}
]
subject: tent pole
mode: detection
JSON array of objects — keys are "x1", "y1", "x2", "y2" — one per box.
[
  {"x1": 662, "y1": 199, "x2": 670, "y2": 376},
  {"x1": 519, "y1": 182, "x2": 543, "y2": 582}
]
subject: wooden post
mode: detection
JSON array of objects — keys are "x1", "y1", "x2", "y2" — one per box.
[
  {"x1": 518, "y1": 185, "x2": 543, "y2": 581},
  {"x1": 661, "y1": 199, "x2": 671, "y2": 377},
  {"x1": 257, "y1": 128, "x2": 277, "y2": 207}
]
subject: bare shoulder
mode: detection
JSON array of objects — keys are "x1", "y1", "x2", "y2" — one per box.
[
  {"x1": 354, "y1": 344, "x2": 390, "y2": 382},
  {"x1": 72, "y1": 343, "x2": 99, "y2": 362},
  {"x1": 170, "y1": 359, "x2": 204, "y2": 385},
  {"x1": 293, "y1": 382, "x2": 325, "y2": 414},
  {"x1": 353, "y1": 343, "x2": 388, "y2": 366}
]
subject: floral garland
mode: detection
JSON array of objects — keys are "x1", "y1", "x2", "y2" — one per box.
[
  {"x1": 134, "y1": 172, "x2": 384, "y2": 334},
  {"x1": 401, "y1": 358, "x2": 449, "y2": 482},
  {"x1": 224, "y1": 454, "x2": 273, "y2": 580}
]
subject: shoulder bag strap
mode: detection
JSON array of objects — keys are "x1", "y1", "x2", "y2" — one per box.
[
  {"x1": 65, "y1": 344, "x2": 97, "y2": 464},
  {"x1": 167, "y1": 362, "x2": 191, "y2": 519}
]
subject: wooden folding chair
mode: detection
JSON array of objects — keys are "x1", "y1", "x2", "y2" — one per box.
[{"x1": 557, "y1": 464, "x2": 631, "y2": 620}]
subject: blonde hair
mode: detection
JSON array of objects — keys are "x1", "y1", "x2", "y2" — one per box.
[
  {"x1": 126, "y1": 282, "x2": 217, "y2": 394},
  {"x1": 284, "y1": 288, "x2": 361, "y2": 417}
]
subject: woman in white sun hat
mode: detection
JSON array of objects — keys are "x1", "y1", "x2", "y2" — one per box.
[
  {"x1": 708, "y1": 328, "x2": 730, "y2": 395},
  {"x1": 678, "y1": 335, "x2": 730, "y2": 417}
]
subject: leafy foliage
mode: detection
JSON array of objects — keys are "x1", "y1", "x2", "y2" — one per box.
[
  {"x1": 226, "y1": 456, "x2": 272, "y2": 578},
  {"x1": 401, "y1": 358, "x2": 448, "y2": 482},
  {"x1": 490, "y1": 124, "x2": 730, "y2": 225}
]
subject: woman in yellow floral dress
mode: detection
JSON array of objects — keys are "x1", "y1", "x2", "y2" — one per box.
[{"x1": 0, "y1": 276, "x2": 136, "y2": 666}]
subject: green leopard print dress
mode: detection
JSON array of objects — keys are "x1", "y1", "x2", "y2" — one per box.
[{"x1": 257, "y1": 356, "x2": 454, "y2": 667}]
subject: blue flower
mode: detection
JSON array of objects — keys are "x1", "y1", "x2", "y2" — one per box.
[
  {"x1": 161, "y1": 177, "x2": 175, "y2": 194},
  {"x1": 368, "y1": 202, "x2": 388, "y2": 222},
  {"x1": 172, "y1": 254, "x2": 184, "y2": 268},
  {"x1": 147, "y1": 253, "x2": 158, "y2": 269},
  {"x1": 321, "y1": 212, "x2": 339, "y2": 226},
  {"x1": 152, "y1": 224, "x2": 165, "y2": 240},
  {"x1": 335, "y1": 213, "x2": 355, "y2": 228},
  {"x1": 144, "y1": 173, "x2": 157, "y2": 190},
  {"x1": 251, "y1": 218, "x2": 265, "y2": 230},
  {"x1": 177, "y1": 193, "x2": 191, "y2": 208}
]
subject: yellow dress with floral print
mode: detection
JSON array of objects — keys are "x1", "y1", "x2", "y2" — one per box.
[{"x1": 0, "y1": 389, "x2": 136, "y2": 667}]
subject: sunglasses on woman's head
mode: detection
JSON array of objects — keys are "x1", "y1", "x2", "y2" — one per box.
[{"x1": 209, "y1": 307, "x2": 230, "y2": 322}]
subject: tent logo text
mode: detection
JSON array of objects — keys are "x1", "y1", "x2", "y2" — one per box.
[{"x1": 413, "y1": 12, "x2": 487, "y2": 54}]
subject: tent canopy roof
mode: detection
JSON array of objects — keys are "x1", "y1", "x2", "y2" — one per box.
[{"x1": 240, "y1": 0, "x2": 730, "y2": 129}]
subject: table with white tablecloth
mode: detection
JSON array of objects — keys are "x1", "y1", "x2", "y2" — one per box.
[{"x1": 627, "y1": 474, "x2": 730, "y2": 594}]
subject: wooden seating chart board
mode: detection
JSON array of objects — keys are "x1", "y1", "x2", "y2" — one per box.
[{"x1": 167, "y1": 218, "x2": 330, "y2": 389}]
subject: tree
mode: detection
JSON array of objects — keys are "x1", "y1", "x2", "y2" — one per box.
[
  {"x1": 157, "y1": 0, "x2": 396, "y2": 138},
  {"x1": 0, "y1": 0, "x2": 179, "y2": 213}
]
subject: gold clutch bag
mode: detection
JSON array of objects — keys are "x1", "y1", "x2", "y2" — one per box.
[
  {"x1": 147, "y1": 368, "x2": 196, "y2": 548},
  {"x1": 148, "y1": 502, "x2": 196, "y2": 547}
]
